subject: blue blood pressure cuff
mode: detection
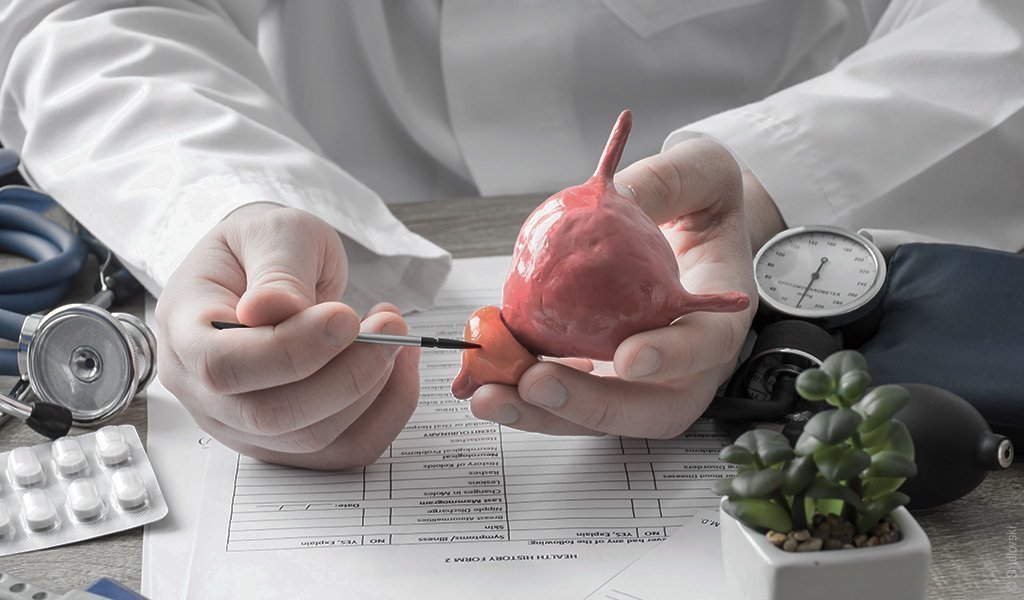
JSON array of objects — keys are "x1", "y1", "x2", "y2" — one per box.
[{"x1": 859, "y1": 243, "x2": 1024, "y2": 441}]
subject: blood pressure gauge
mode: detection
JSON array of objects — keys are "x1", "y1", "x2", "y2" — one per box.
[
  {"x1": 753, "y1": 225, "x2": 887, "y2": 326},
  {"x1": 717, "y1": 225, "x2": 887, "y2": 425}
]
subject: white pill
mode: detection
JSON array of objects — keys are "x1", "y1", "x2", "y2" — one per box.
[
  {"x1": 8, "y1": 446, "x2": 44, "y2": 486},
  {"x1": 53, "y1": 437, "x2": 89, "y2": 476},
  {"x1": 0, "y1": 502, "x2": 12, "y2": 538},
  {"x1": 68, "y1": 478, "x2": 104, "y2": 521},
  {"x1": 96, "y1": 426, "x2": 131, "y2": 466},
  {"x1": 112, "y1": 468, "x2": 148, "y2": 509},
  {"x1": 22, "y1": 489, "x2": 58, "y2": 531}
]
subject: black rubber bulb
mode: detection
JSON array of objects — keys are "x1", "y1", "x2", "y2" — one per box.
[{"x1": 896, "y1": 383, "x2": 1014, "y2": 509}]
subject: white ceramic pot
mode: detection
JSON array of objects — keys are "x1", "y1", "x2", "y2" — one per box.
[{"x1": 719, "y1": 499, "x2": 931, "y2": 600}]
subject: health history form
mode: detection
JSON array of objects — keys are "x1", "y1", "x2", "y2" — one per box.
[{"x1": 186, "y1": 256, "x2": 733, "y2": 599}]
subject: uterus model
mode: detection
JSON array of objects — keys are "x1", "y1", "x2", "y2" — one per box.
[{"x1": 451, "y1": 110, "x2": 749, "y2": 400}]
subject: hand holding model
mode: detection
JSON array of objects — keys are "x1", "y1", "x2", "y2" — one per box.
[
  {"x1": 460, "y1": 111, "x2": 784, "y2": 439},
  {"x1": 155, "y1": 204, "x2": 421, "y2": 470}
]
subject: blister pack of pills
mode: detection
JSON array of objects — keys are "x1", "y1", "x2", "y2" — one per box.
[{"x1": 0, "y1": 424, "x2": 167, "y2": 556}]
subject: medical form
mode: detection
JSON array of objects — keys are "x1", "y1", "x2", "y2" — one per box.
[{"x1": 176, "y1": 257, "x2": 733, "y2": 599}]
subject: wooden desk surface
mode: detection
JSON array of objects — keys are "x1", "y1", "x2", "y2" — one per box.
[{"x1": 2, "y1": 195, "x2": 1022, "y2": 599}]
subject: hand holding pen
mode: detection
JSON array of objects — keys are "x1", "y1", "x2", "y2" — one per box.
[{"x1": 155, "y1": 204, "x2": 442, "y2": 471}]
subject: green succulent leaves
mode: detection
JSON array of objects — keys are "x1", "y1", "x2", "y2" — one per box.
[
  {"x1": 865, "y1": 451, "x2": 918, "y2": 479},
  {"x1": 858, "y1": 492, "x2": 911, "y2": 532},
  {"x1": 812, "y1": 444, "x2": 871, "y2": 483},
  {"x1": 797, "y1": 350, "x2": 875, "y2": 408},
  {"x1": 795, "y1": 369, "x2": 834, "y2": 400},
  {"x1": 731, "y1": 469, "x2": 785, "y2": 498},
  {"x1": 804, "y1": 408, "x2": 862, "y2": 445},
  {"x1": 780, "y1": 455, "x2": 816, "y2": 496},
  {"x1": 821, "y1": 350, "x2": 869, "y2": 382},
  {"x1": 719, "y1": 444, "x2": 756, "y2": 466},
  {"x1": 806, "y1": 479, "x2": 866, "y2": 514},
  {"x1": 722, "y1": 498, "x2": 793, "y2": 533},
  {"x1": 729, "y1": 429, "x2": 794, "y2": 467},
  {"x1": 856, "y1": 385, "x2": 910, "y2": 432},
  {"x1": 716, "y1": 350, "x2": 916, "y2": 536},
  {"x1": 838, "y1": 370, "x2": 872, "y2": 403}
]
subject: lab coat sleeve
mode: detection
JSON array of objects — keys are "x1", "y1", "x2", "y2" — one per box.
[
  {"x1": 665, "y1": 0, "x2": 1024, "y2": 253},
  {"x1": 0, "y1": 0, "x2": 451, "y2": 314}
]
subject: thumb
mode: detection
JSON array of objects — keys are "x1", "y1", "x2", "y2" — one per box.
[
  {"x1": 230, "y1": 208, "x2": 348, "y2": 326},
  {"x1": 614, "y1": 138, "x2": 741, "y2": 224},
  {"x1": 236, "y1": 273, "x2": 312, "y2": 327}
]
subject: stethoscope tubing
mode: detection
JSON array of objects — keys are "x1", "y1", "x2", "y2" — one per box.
[
  {"x1": 0, "y1": 188, "x2": 88, "y2": 374},
  {"x1": 0, "y1": 149, "x2": 18, "y2": 176}
]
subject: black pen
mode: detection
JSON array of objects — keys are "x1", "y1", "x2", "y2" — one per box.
[{"x1": 210, "y1": 321, "x2": 480, "y2": 350}]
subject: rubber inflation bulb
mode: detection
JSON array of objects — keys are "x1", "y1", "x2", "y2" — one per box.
[{"x1": 896, "y1": 383, "x2": 1013, "y2": 509}]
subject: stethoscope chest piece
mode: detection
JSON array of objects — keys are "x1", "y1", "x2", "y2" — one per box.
[{"x1": 18, "y1": 304, "x2": 156, "y2": 425}]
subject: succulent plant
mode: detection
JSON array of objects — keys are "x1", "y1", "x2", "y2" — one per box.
[{"x1": 713, "y1": 350, "x2": 916, "y2": 536}]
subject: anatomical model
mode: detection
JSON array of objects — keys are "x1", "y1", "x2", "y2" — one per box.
[{"x1": 451, "y1": 110, "x2": 749, "y2": 400}]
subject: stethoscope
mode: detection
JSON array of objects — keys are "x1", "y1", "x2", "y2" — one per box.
[{"x1": 0, "y1": 149, "x2": 157, "y2": 439}]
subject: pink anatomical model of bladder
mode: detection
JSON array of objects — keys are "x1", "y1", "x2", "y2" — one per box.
[{"x1": 450, "y1": 110, "x2": 749, "y2": 400}]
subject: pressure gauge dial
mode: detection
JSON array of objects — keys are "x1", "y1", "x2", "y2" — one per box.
[{"x1": 753, "y1": 226, "x2": 886, "y2": 325}]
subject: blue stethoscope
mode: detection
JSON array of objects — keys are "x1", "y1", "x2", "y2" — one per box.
[{"x1": 0, "y1": 149, "x2": 157, "y2": 438}]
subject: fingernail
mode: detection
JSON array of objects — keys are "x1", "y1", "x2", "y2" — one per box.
[
  {"x1": 488, "y1": 404, "x2": 519, "y2": 425},
  {"x1": 614, "y1": 182, "x2": 637, "y2": 201},
  {"x1": 628, "y1": 346, "x2": 661, "y2": 379},
  {"x1": 380, "y1": 321, "x2": 405, "y2": 359},
  {"x1": 526, "y1": 377, "x2": 567, "y2": 409},
  {"x1": 325, "y1": 313, "x2": 356, "y2": 348}
]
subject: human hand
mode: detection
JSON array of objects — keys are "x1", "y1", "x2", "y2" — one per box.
[
  {"x1": 469, "y1": 138, "x2": 784, "y2": 437},
  {"x1": 155, "y1": 204, "x2": 421, "y2": 469}
]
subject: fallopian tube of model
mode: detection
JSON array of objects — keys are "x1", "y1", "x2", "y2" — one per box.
[{"x1": 451, "y1": 110, "x2": 749, "y2": 400}]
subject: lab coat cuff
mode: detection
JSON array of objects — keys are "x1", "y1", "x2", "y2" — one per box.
[
  {"x1": 663, "y1": 108, "x2": 842, "y2": 230},
  {"x1": 132, "y1": 193, "x2": 265, "y2": 298},
  {"x1": 140, "y1": 184, "x2": 451, "y2": 317},
  {"x1": 221, "y1": 198, "x2": 454, "y2": 316}
]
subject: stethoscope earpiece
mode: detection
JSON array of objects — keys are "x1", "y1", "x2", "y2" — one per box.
[{"x1": 0, "y1": 386, "x2": 73, "y2": 439}]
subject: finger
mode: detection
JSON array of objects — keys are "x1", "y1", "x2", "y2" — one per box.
[
  {"x1": 171, "y1": 301, "x2": 362, "y2": 395},
  {"x1": 189, "y1": 364, "x2": 392, "y2": 454},
  {"x1": 470, "y1": 384, "x2": 602, "y2": 436},
  {"x1": 326, "y1": 344, "x2": 421, "y2": 461},
  {"x1": 615, "y1": 138, "x2": 741, "y2": 224},
  {"x1": 229, "y1": 208, "x2": 348, "y2": 325},
  {"x1": 542, "y1": 356, "x2": 595, "y2": 372},
  {"x1": 155, "y1": 243, "x2": 251, "y2": 345},
  {"x1": 198, "y1": 314, "x2": 408, "y2": 434},
  {"x1": 363, "y1": 302, "x2": 402, "y2": 319},
  {"x1": 516, "y1": 361, "x2": 716, "y2": 439},
  {"x1": 217, "y1": 344, "x2": 421, "y2": 470},
  {"x1": 613, "y1": 311, "x2": 749, "y2": 382}
]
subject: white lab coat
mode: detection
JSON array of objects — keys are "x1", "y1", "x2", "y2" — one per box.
[{"x1": 1, "y1": 0, "x2": 1023, "y2": 313}]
